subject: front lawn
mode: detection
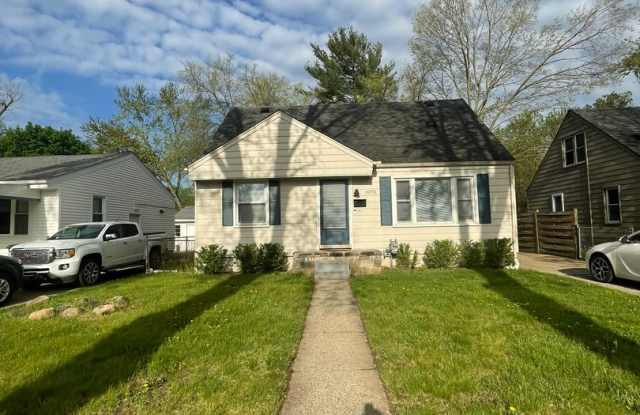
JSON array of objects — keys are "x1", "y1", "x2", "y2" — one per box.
[
  {"x1": 352, "y1": 268, "x2": 640, "y2": 414},
  {"x1": 0, "y1": 272, "x2": 312, "y2": 415}
]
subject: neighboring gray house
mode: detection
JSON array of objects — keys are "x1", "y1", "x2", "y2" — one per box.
[
  {"x1": 528, "y1": 107, "x2": 640, "y2": 245},
  {"x1": 0, "y1": 152, "x2": 176, "y2": 253},
  {"x1": 174, "y1": 206, "x2": 195, "y2": 252}
]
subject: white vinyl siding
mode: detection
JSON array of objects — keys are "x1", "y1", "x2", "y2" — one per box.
[
  {"x1": 194, "y1": 164, "x2": 518, "y2": 255},
  {"x1": 189, "y1": 112, "x2": 372, "y2": 180},
  {"x1": 0, "y1": 190, "x2": 59, "y2": 251},
  {"x1": 57, "y1": 155, "x2": 175, "y2": 236}
]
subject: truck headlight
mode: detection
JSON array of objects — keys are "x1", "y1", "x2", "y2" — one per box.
[{"x1": 56, "y1": 248, "x2": 76, "y2": 259}]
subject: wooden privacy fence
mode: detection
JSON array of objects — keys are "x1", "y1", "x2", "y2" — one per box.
[{"x1": 518, "y1": 209, "x2": 579, "y2": 259}]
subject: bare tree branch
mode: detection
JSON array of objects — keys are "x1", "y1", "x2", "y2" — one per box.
[
  {"x1": 407, "y1": 0, "x2": 637, "y2": 128},
  {"x1": 0, "y1": 78, "x2": 22, "y2": 119}
]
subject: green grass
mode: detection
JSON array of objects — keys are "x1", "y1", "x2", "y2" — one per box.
[
  {"x1": 352, "y1": 268, "x2": 640, "y2": 414},
  {"x1": 0, "y1": 272, "x2": 312, "y2": 415}
]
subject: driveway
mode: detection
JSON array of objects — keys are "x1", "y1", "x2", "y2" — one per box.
[{"x1": 518, "y1": 252, "x2": 640, "y2": 296}]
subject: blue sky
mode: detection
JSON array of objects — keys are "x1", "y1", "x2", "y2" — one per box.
[{"x1": 1, "y1": 0, "x2": 638, "y2": 135}]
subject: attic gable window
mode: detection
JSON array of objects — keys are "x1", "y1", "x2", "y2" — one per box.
[{"x1": 563, "y1": 133, "x2": 586, "y2": 167}]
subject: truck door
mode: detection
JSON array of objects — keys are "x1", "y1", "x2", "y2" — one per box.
[
  {"x1": 121, "y1": 223, "x2": 146, "y2": 264},
  {"x1": 102, "y1": 225, "x2": 128, "y2": 268}
]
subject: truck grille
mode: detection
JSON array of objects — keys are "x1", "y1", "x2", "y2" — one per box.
[{"x1": 11, "y1": 249, "x2": 53, "y2": 265}]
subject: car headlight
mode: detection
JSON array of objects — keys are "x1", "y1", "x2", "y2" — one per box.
[{"x1": 56, "y1": 248, "x2": 76, "y2": 259}]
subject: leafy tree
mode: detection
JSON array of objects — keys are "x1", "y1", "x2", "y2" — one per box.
[
  {"x1": 83, "y1": 83, "x2": 212, "y2": 209},
  {"x1": 620, "y1": 45, "x2": 640, "y2": 80},
  {"x1": 181, "y1": 54, "x2": 308, "y2": 117},
  {"x1": 408, "y1": 0, "x2": 635, "y2": 128},
  {"x1": 583, "y1": 91, "x2": 633, "y2": 110},
  {"x1": 0, "y1": 122, "x2": 91, "y2": 156},
  {"x1": 305, "y1": 26, "x2": 398, "y2": 103},
  {"x1": 496, "y1": 110, "x2": 565, "y2": 211}
]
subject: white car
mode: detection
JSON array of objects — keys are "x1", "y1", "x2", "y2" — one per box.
[
  {"x1": 9, "y1": 222, "x2": 166, "y2": 288},
  {"x1": 586, "y1": 231, "x2": 640, "y2": 283}
]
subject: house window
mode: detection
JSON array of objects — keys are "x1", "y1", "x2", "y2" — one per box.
[
  {"x1": 394, "y1": 177, "x2": 472, "y2": 225},
  {"x1": 395, "y1": 180, "x2": 412, "y2": 222},
  {"x1": 175, "y1": 225, "x2": 181, "y2": 237},
  {"x1": 92, "y1": 196, "x2": 104, "y2": 222},
  {"x1": 456, "y1": 178, "x2": 474, "y2": 222},
  {"x1": 563, "y1": 133, "x2": 586, "y2": 167},
  {"x1": 0, "y1": 199, "x2": 10, "y2": 234},
  {"x1": 14, "y1": 200, "x2": 29, "y2": 235},
  {"x1": 604, "y1": 186, "x2": 621, "y2": 224},
  {"x1": 551, "y1": 193, "x2": 564, "y2": 212},
  {"x1": 235, "y1": 182, "x2": 268, "y2": 225}
]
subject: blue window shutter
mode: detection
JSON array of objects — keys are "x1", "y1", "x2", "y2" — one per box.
[
  {"x1": 477, "y1": 174, "x2": 492, "y2": 224},
  {"x1": 269, "y1": 179, "x2": 281, "y2": 225},
  {"x1": 379, "y1": 176, "x2": 393, "y2": 226},
  {"x1": 222, "y1": 181, "x2": 234, "y2": 226}
]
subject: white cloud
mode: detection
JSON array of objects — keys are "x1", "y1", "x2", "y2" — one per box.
[{"x1": 0, "y1": 73, "x2": 82, "y2": 132}]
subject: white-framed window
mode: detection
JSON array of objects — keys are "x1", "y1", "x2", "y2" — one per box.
[
  {"x1": 551, "y1": 193, "x2": 564, "y2": 212},
  {"x1": 92, "y1": 196, "x2": 105, "y2": 222},
  {"x1": 392, "y1": 177, "x2": 476, "y2": 225},
  {"x1": 604, "y1": 186, "x2": 622, "y2": 224},
  {"x1": 563, "y1": 132, "x2": 586, "y2": 167},
  {"x1": 235, "y1": 181, "x2": 268, "y2": 225}
]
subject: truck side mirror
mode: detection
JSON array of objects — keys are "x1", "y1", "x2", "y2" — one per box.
[{"x1": 104, "y1": 233, "x2": 118, "y2": 241}]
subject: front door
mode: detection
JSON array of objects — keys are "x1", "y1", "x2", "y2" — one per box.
[{"x1": 320, "y1": 180, "x2": 350, "y2": 246}]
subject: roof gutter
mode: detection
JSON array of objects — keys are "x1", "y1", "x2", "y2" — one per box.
[
  {"x1": 375, "y1": 160, "x2": 514, "y2": 168},
  {"x1": 0, "y1": 179, "x2": 48, "y2": 185}
]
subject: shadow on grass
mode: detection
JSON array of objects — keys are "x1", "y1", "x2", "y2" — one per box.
[
  {"x1": 476, "y1": 268, "x2": 640, "y2": 378},
  {"x1": 0, "y1": 273, "x2": 259, "y2": 415}
]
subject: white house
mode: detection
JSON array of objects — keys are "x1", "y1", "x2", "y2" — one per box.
[
  {"x1": 0, "y1": 151, "x2": 176, "y2": 253},
  {"x1": 174, "y1": 206, "x2": 195, "y2": 252},
  {"x1": 188, "y1": 100, "x2": 518, "y2": 260}
]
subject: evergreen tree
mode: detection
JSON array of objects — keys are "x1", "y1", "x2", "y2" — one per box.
[{"x1": 306, "y1": 26, "x2": 397, "y2": 103}]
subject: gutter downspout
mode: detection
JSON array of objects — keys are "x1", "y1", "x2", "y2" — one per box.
[{"x1": 585, "y1": 138, "x2": 595, "y2": 247}]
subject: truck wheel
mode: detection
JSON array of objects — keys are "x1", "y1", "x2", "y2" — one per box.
[
  {"x1": 149, "y1": 249, "x2": 162, "y2": 270},
  {"x1": 78, "y1": 259, "x2": 101, "y2": 286},
  {"x1": 0, "y1": 275, "x2": 14, "y2": 306}
]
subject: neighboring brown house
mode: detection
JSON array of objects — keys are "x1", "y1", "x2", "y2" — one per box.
[{"x1": 527, "y1": 107, "x2": 640, "y2": 246}]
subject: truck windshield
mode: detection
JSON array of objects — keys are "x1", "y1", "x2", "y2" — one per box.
[{"x1": 48, "y1": 224, "x2": 105, "y2": 240}]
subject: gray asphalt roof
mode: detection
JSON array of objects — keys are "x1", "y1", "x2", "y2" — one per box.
[
  {"x1": 0, "y1": 152, "x2": 129, "y2": 181},
  {"x1": 573, "y1": 107, "x2": 640, "y2": 157},
  {"x1": 205, "y1": 99, "x2": 514, "y2": 163},
  {"x1": 175, "y1": 206, "x2": 194, "y2": 220}
]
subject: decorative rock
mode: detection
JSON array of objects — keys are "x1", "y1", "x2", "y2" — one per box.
[
  {"x1": 109, "y1": 296, "x2": 129, "y2": 309},
  {"x1": 93, "y1": 304, "x2": 116, "y2": 316},
  {"x1": 28, "y1": 308, "x2": 55, "y2": 320},
  {"x1": 61, "y1": 307, "x2": 81, "y2": 318},
  {"x1": 27, "y1": 295, "x2": 50, "y2": 306}
]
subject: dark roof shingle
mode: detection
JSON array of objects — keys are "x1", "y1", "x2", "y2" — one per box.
[
  {"x1": 0, "y1": 152, "x2": 129, "y2": 181},
  {"x1": 175, "y1": 206, "x2": 194, "y2": 220},
  {"x1": 573, "y1": 107, "x2": 640, "y2": 157},
  {"x1": 206, "y1": 100, "x2": 513, "y2": 163}
]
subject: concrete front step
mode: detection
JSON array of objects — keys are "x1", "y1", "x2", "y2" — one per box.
[{"x1": 314, "y1": 258, "x2": 350, "y2": 280}]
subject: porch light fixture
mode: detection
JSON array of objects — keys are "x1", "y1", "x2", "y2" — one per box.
[{"x1": 353, "y1": 189, "x2": 360, "y2": 198}]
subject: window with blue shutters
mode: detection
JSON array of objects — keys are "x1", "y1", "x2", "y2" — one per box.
[{"x1": 390, "y1": 176, "x2": 482, "y2": 225}]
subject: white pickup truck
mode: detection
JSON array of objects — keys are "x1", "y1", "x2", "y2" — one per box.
[{"x1": 9, "y1": 222, "x2": 166, "y2": 288}]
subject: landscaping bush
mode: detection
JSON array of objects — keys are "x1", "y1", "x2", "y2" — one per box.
[
  {"x1": 396, "y1": 243, "x2": 413, "y2": 269},
  {"x1": 423, "y1": 240, "x2": 459, "y2": 268},
  {"x1": 258, "y1": 243, "x2": 288, "y2": 272},
  {"x1": 233, "y1": 243, "x2": 260, "y2": 273},
  {"x1": 196, "y1": 244, "x2": 228, "y2": 274},
  {"x1": 164, "y1": 251, "x2": 196, "y2": 272},
  {"x1": 459, "y1": 240, "x2": 485, "y2": 268},
  {"x1": 484, "y1": 238, "x2": 515, "y2": 268}
]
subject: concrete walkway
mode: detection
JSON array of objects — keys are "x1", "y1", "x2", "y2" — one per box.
[
  {"x1": 519, "y1": 252, "x2": 640, "y2": 296},
  {"x1": 280, "y1": 280, "x2": 391, "y2": 415}
]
